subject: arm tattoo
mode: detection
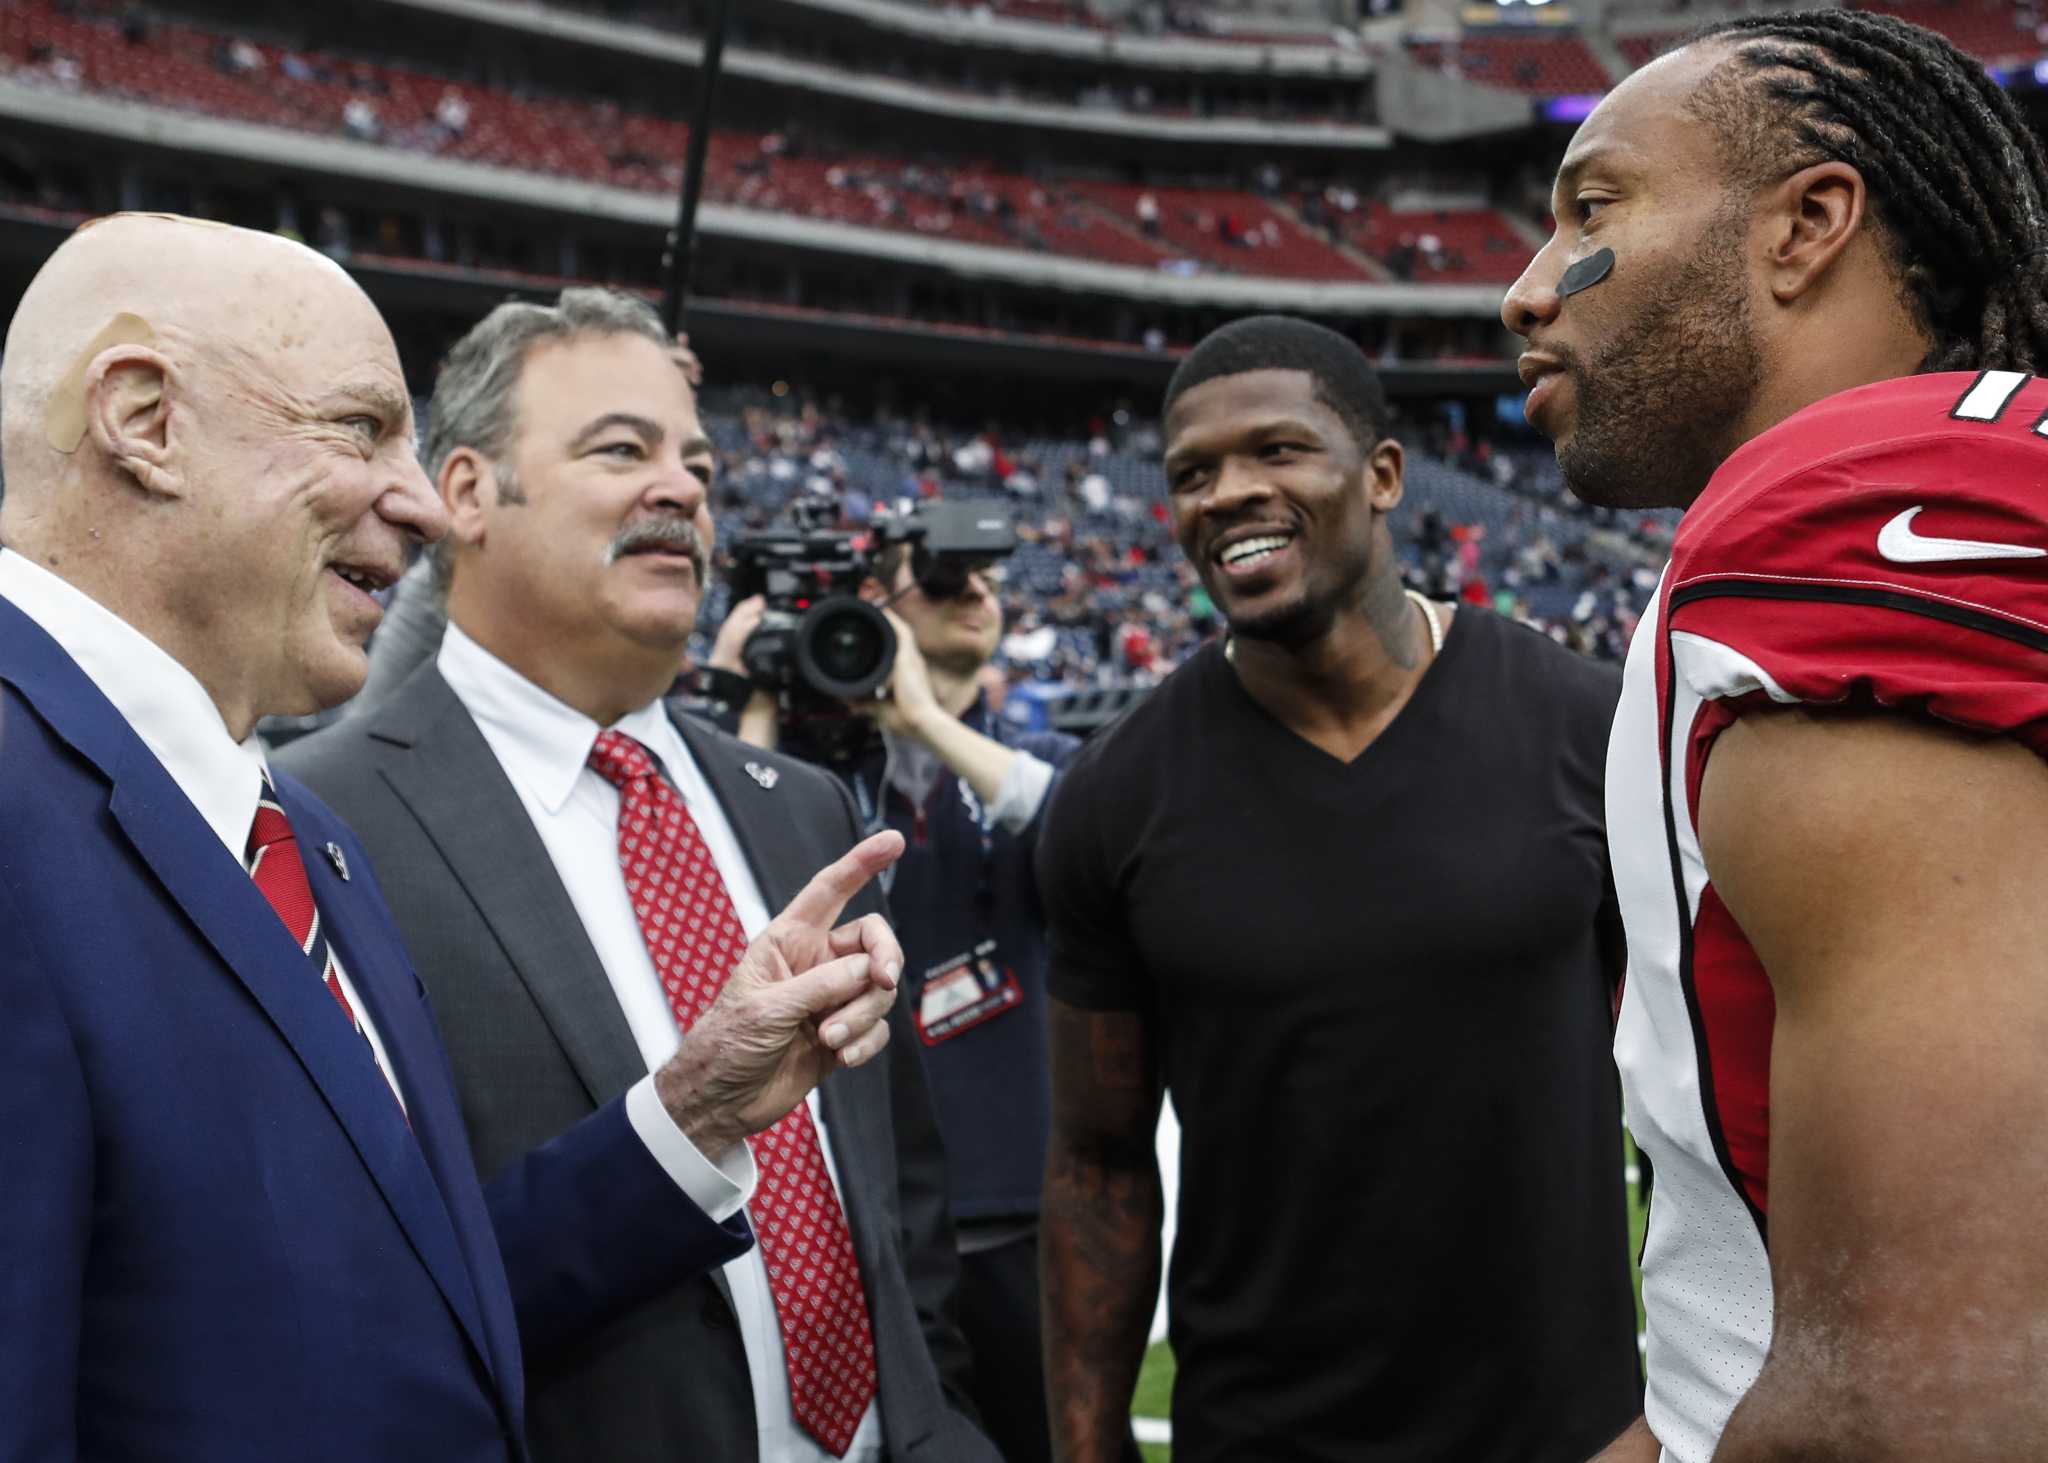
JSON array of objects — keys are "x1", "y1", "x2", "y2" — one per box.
[
  {"x1": 1092, "y1": 1017, "x2": 1147, "y2": 1092},
  {"x1": 1044, "y1": 1004, "x2": 1163, "y2": 1463}
]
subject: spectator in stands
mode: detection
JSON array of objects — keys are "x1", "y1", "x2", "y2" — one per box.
[
  {"x1": 1037, "y1": 315, "x2": 1641, "y2": 1463},
  {"x1": 433, "y1": 87, "x2": 470, "y2": 141},
  {"x1": 281, "y1": 287, "x2": 1000, "y2": 1463},
  {"x1": 341, "y1": 96, "x2": 381, "y2": 143}
]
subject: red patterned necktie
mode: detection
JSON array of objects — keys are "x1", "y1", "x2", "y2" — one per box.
[
  {"x1": 587, "y1": 729, "x2": 878, "y2": 1457},
  {"x1": 246, "y1": 778, "x2": 406, "y2": 1118}
]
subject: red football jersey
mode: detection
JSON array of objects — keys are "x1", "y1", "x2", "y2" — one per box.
[{"x1": 1609, "y1": 370, "x2": 2048, "y2": 1462}]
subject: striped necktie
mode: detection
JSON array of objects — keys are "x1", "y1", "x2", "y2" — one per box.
[{"x1": 246, "y1": 778, "x2": 406, "y2": 1118}]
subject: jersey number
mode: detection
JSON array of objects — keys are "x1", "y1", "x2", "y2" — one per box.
[{"x1": 1951, "y1": 370, "x2": 2048, "y2": 435}]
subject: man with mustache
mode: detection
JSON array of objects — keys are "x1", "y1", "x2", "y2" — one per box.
[
  {"x1": 0, "y1": 221, "x2": 905, "y2": 1462},
  {"x1": 281, "y1": 288, "x2": 999, "y2": 1463}
]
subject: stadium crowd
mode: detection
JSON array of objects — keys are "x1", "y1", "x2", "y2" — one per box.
[
  {"x1": 685, "y1": 383, "x2": 1661, "y2": 708},
  {"x1": 16, "y1": 6, "x2": 2048, "y2": 1463},
  {"x1": 0, "y1": 0, "x2": 1526, "y2": 288}
]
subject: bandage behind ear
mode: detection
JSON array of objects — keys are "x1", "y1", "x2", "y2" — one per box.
[{"x1": 45, "y1": 312, "x2": 158, "y2": 454}]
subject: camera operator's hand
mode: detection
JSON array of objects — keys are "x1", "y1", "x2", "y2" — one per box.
[
  {"x1": 710, "y1": 594, "x2": 781, "y2": 749},
  {"x1": 709, "y1": 594, "x2": 767, "y2": 675},
  {"x1": 858, "y1": 607, "x2": 1040, "y2": 814},
  {"x1": 654, "y1": 830, "x2": 907, "y2": 1156},
  {"x1": 861, "y1": 607, "x2": 945, "y2": 741}
]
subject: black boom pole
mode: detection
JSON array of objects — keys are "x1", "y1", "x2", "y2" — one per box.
[{"x1": 660, "y1": 0, "x2": 734, "y2": 335}]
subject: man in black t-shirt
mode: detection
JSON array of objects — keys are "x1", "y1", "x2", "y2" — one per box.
[{"x1": 1037, "y1": 316, "x2": 1640, "y2": 1463}]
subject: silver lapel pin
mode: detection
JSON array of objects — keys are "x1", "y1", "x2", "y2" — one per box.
[
  {"x1": 323, "y1": 842, "x2": 351, "y2": 882},
  {"x1": 743, "y1": 761, "x2": 779, "y2": 790}
]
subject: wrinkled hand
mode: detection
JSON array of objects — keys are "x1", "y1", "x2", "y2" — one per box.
[
  {"x1": 857, "y1": 608, "x2": 942, "y2": 740},
  {"x1": 708, "y1": 593, "x2": 767, "y2": 676},
  {"x1": 655, "y1": 830, "x2": 906, "y2": 1155}
]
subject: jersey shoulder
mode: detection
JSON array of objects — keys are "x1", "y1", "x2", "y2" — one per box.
[
  {"x1": 1673, "y1": 370, "x2": 2048, "y2": 591},
  {"x1": 1661, "y1": 373, "x2": 2048, "y2": 754}
]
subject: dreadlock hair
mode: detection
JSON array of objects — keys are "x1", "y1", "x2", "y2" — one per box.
[{"x1": 1681, "y1": 7, "x2": 2048, "y2": 374}]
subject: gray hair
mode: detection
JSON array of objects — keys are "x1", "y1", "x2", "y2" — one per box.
[{"x1": 423, "y1": 286, "x2": 678, "y2": 593}]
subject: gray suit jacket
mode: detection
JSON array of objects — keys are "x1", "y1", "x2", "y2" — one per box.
[{"x1": 278, "y1": 663, "x2": 997, "y2": 1463}]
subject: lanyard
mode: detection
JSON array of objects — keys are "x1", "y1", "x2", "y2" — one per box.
[{"x1": 853, "y1": 704, "x2": 1001, "y2": 931}]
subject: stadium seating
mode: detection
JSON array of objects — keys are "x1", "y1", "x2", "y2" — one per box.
[
  {"x1": 934, "y1": 0, "x2": 1347, "y2": 46},
  {"x1": 688, "y1": 384, "x2": 1660, "y2": 686},
  {"x1": 1342, "y1": 200, "x2": 1533, "y2": 286},
  {"x1": 1619, "y1": 4, "x2": 2045, "y2": 72},
  {"x1": 1070, "y1": 181, "x2": 1376, "y2": 280},
  {"x1": 1614, "y1": 32, "x2": 1675, "y2": 71},
  {"x1": 1860, "y1": 1, "x2": 2044, "y2": 63},
  {"x1": 1405, "y1": 33, "x2": 1614, "y2": 96},
  {"x1": 0, "y1": 0, "x2": 1529, "y2": 286}
]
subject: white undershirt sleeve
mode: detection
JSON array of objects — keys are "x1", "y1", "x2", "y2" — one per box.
[
  {"x1": 624, "y1": 1072, "x2": 759, "y2": 1223},
  {"x1": 989, "y1": 749, "x2": 1055, "y2": 835}
]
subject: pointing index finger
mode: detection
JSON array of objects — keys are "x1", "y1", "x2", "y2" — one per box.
[{"x1": 780, "y1": 830, "x2": 906, "y2": 932}]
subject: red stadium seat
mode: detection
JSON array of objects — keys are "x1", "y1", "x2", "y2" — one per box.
[
  {"x1": 1858, "y1": 0, "x2": 2043, "y2": 63},
  {"x1": 1406, "y1": 32, "x2": 1613, "y2": 96},
  {"x1": 0, "y1": 0, "x2": 1518, "y2": 285}
]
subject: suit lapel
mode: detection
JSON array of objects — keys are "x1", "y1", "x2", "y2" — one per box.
[
  {"x1": 817, "y1": 1065, "x2": 886, "y2": 1269},
  {"x1": 291, "y1": 788, "x2": 501, "y2": 1391},
  {"x1": 670, "y1": 711, "x2": 804, "y2": 913},
  {"x1": 0, "y1": 602, "x2": 503, "y2": 1393},
  {"x1": 375, "y1": 672, "x2": 743, "y2": 1312},
  {"x1": 372, "y1": 670, "x2": 649, "y2": 1107}
]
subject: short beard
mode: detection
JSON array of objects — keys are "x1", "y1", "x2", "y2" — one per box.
[
  {"x1": 1226, "y1": 594, "x2": 1338, "y2": 649},
  {"x1": 1218, "y1": 537, "x2": 1374, "y2": 650},
  {"x1": 1557, "y1": 213, "x2": 1765, "y2": 512}
]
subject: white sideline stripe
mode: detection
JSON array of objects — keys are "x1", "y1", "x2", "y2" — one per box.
[
  {"x1": 1153, "y1": 1099, "x2": 1180, "y2": 1344},
  {"x1": 1133, "y1": 1418, "x2": 1174, "y2": 1445}
]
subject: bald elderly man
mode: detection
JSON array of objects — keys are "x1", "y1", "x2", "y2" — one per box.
[{"x1": 0, "y1": 214, "x2": 908, "y2": 1463}]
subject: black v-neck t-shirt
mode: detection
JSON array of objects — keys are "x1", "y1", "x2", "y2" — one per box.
[{"x1": 1039, "y1": 607, "x2": 1640, "y2": 1463}]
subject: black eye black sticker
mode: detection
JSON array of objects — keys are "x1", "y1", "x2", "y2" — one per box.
[{"x1": 1558, "y1": 247, "x2": 1615, "y2": 299}]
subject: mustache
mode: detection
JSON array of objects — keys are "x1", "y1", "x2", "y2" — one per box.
[
  {"x1": 1544, "y1": 340, "x2": 1586, "y2": 379},
  {"x1": 606, "y1": 516, "x2": 707, "y2": 576}
]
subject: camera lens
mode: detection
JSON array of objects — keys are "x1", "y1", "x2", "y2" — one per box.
[
  {"x1": 814, "y1": 612, "x2": 883, "y2": 682},
  {"x1": 795, "y1": 596, "x2": 896, "y2": 701}
]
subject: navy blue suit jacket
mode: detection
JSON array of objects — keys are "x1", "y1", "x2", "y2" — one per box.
[{"x1": 0, "y1": 596, "x2": 751, "y2": 1462}]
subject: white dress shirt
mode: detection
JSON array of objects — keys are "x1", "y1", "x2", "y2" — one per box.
[
  {"x1": 0, "y1": 549, "x2": 409, "y2": 1106},
  {"x1": 439, "y1": 623, "x2": 884, "y2": 1463}
]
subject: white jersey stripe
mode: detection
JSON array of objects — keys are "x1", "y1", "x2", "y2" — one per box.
[{"x1": 1612, "y1": 583, "x2": 1778, "y2": 1462}]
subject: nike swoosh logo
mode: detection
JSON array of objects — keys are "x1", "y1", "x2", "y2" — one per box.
[{"x1": 1876, "y1": 507, "x2": 2047, "y2": 564}]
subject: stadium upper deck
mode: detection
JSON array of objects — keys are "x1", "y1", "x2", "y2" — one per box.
[
  {"x1": 1, "y1": 0, "x2": 2042, "y2": 389},
  {"x1": 0, "y1": 0, "x2": 1541, "y2": 289}
]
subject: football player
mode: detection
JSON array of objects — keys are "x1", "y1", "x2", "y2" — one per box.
[{"x1": 1504, "y1": 11, "x2": 2048, "y2": 1462}]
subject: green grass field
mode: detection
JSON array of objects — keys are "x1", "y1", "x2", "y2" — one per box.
[{"x1": 1128, "y1": 1131, "x2": 1650, "y2": 1461}]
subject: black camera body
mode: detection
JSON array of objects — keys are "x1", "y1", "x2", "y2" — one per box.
[{"x1": 727, "y1": 500, "x2": 1017, "y2": 756}]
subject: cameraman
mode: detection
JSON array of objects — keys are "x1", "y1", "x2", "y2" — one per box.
[{"x1": 712, "y1": 546, "x2": 1081, "y2": 1463}]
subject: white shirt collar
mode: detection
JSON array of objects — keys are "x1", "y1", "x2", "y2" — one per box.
[
  {"x1": 0, "y1": 547, "x2": 268, "y2": 858},
  {"x1": 437, "y1": 620, "x2": 684, "y2": 814}
]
